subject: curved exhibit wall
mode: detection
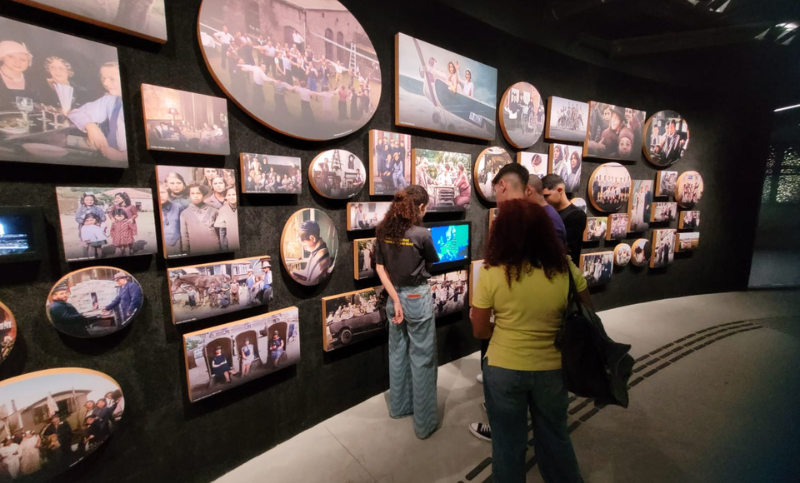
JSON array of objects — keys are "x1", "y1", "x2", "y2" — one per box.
[{"x1": 0, "y1": 0, "x2": 770, "y2": 482}]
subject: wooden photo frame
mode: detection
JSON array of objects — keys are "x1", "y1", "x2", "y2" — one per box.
[
  {"x1": 411, "y1": 149, "x2": 472, "y2": 212},
  {"x1": 545, "y1": 96, "x2": 589, "y2": 143},
  {"x1": 346, "y1": 202, "x2": 392, "y2": 231},
  {"x1": 549, "y1": 143, "x2": 582, "y2": 193},
  {"x1": 571, "y1": 198, "x2": 587, "y2": 213},
  {"x1": 678, "y1": 211, "x2": 700, "y2": 230},
  {"x1": 583, "y1": 217, "x2": 608, "y2": 242},
  {"x1": 627, "y1": 180, "x2": 653, "y2": 233},
  {"x1": 517, "y1": 152, "x2": 550, "y2": 179},
  {"x1": 281, "y1": 208, "x2": 338, "y2": 287},
  {"x1": 650, "y1": 229, "x2": 677, "y2": 268},
  {"x1": 630, "y1": 238, "x2": 651, "y2": 267},
  {"x1": 644, "y1": 111, "x2": 689, "y2": 167},
  {"x1": 607, "y1": 213, "x2": 629, "y2": 240},
  {"x1": 369, "y1": 130, "x2": 412, "y2": 196},
  {"x1": 587, "y1": 163, "x2": 631, "y2": 213},
  {"x1": 613, "y1": 243, "x2": 631, "y2": 267},
  {"x1": 240, "y1": 153, "x2": 302, "y2": 194},
  {"x1": 579, "y1": 251, "x2": 614, "y2": 286},
  {"x1": 675, "y1": 171, "x2": 704, "y2": 208},
  {"x1": 499, "y1": 82, "x2": 544, "y2": 149},
  {"x1": 308, "y1": 149, "x2": 366, "y2": 199},
  {"x1": 353, "y1": 238, "x2": 377, "y2": 280},
  {"x1": 650, "y1": 202, "x2": 678, "y2": 222},
  {"x1": 675, "y1": 232, "x2": 700, "y2": 252},
  {"x1": 0, "y1": 300, "x2": 18, "y2": 364},
  {"x1": 322, "y1": 287, "x2": 386, "y2": 352},
  {"x1": 474, "y1": 147, "x2": 513, "y2": 202}
]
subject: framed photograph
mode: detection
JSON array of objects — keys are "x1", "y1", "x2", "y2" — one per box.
[
  {"x1": 281, "y1": 208, "x2": 338, "y2": 286},
  {"x1": 583, "y1": 217, "x2": 607, "y2": 242},
  {"x1": 613, "y1": 243, "x2": 631, "y2": 267},
  {"x1": 0, "y1": 300, "x2": 17, "y2": 364},
  {"x1": 549, "y1": 143, "x2": 582, "y2": 193},
  {"x1": 347, "y1": 202, "x2": 391, "y2": 231},
  {"x1": 427, "y1": 221, "x2": 471, "y2": 271},
  {"x1": 46, "y1": 266, "x2": 142, "y2": 338},
  {"x1": 545, "y1": 96, "x2": 589, "y2": 143},
  {"x1": 650, "y1": 229, "x2": 677, "y2": 268},
  {"x1": 587, "y1": 163, "x2": 631, "y2": 213},
  {"x1": 322, "y1": 287, "x2": 386, "y2": 352},
  {"x1": 353, "y1": 238, "x2": 377, "y2": 280},
  {"x1": 142, "y1": 84, "x2": 230, "y2": 155},
  {"x1": 644, "y1": 111, "x2": 689, "y2": 167},
  {"x1": 655, "y1": 170, "x2": 678, "y2": 198},
  {"x1": 155, "y1": 165, "x2": 239, "y2": 259},
  {"x1": 0, "y1": 206, "x2": 46, "y2": 264},
  {"x1": 678, "y1": 210, "x2": 700, "y2": 230},
  {"x1": 0, "y1": 16, "x2": 128, "y2": 167},
  {"x1": 308, "y1": 149, "x2": 365, "y2": 199},
  {"x1": 369, "y1": 130, "x2": 411, "y2": 195},
  {"x1": 429, "y1": 269, "x2": 468, "y2": 318},
  {"x1": 627, "y1": 180, "x2": 653, "y2": 233},
  {"x1": 240, "y1": 153, "x2": 301, "y2": 194},
  {"x1": 517, "y1": 152, "x2": 549, "y2": 179},
  {"x1": 183, "y1": 306, "x2": 300, "y2": 403},
  {"x1": 676, "y1": 171, "x2": 704, "y2": 208},
  {"x1": 650, "y1": 202, "x2": 678, "y2": 222},
  {"x1": 584, "y1": 102, "x2": 646, "y2": 161},
  {"x1": 571, "y1": 198, "x2": 587, "y2": 213},
  {"x1": 168, "y1": 256, "x2": 274, "y2": 325},
  {"x1": 579, "y1": 251, "x2": 613, "y2": 287},
  {"x1": 676, "y1": 232, "x2": 700, "y2": 252},
  {"x1": 55, "y1": 187, "x2": 158, "y2": 262},
  {"x1": 412, "y1": 149, "x2": 472, "y2": 212},
  {"x1": 395, "y1": 32, "x2": 497, "y2": 140},
  {"x1": 474, "y1": 147, "x2": 513, "y2": 202},
  {"x1": 606, "y1": 213, "x2": 629, "y2": 240},
  {"x1": 631, "y1": 238, "x2": 651, "y2": 267},
  {"x1": 499, "y1": 82, "x2": 544, "y2": 149}
]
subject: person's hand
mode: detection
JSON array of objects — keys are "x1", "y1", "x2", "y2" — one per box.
[
  {"x1": 85, "y1": 123, "x2": 109, "y2": 151},
  {"x1": 391, "y1": 299, "x2": 404, "y2": 324},
  {"x1": 100, "y1": 145, "x2": 127, "y2": 162}
]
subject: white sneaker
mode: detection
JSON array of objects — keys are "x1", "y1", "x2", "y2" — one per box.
[
  {"x1": 469, "y1": 423, "x2": 492, "y2": 442},
  {"x1": 476, "y1": 373, "x2": 483, "y2": 384}
]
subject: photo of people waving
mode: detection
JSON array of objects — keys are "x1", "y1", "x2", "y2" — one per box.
[{"x1": 584, "y1": 101, "x2": 646, "y2": 161}]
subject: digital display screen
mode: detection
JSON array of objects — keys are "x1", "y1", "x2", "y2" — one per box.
[
  {"x1": 428, "y1": 225, "x2": 469, "y2": 265},
  {"x1": 0, "y1": 215, "x2": 33, "y2": 257}
]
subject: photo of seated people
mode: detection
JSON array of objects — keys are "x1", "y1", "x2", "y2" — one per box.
[
  {"x1": 183, "y1": 307, "x2": 300, "y2": 402},
  {"x1": 142, "y1": 84, "x2": 230, "y2": 155},
  {"x1": 645, "y1": 111, "x2": 689, "y2": 166},
  {"x1": 282, "y1": 209, "x2": 338, "y2": 286},
  {"x1": 413, "y1": 149, "x2": 472, "y2": 212},
  {"x1": 355, "y1": 239, "x2": 377, "y2": 280},
  {"x1": 323, "y1": 287, "x2": 386, "y2": 351},
  {"x1": 0, "y1": 17, "x2": 128, "y2": 167},
  {"x1": 429, "y1": 270, "x2": 468, "y2": 318},
  {"x1": 156, "y1": 166, "x2": 240, "y2": 258},
  {"x1": 585, "y1": 102, "x2": 646, "y2": 161},
  {"x1": 580, "y1": 252, "x2": 613, "y2": 287},
  {"x1": 310, "y1": 150, "x2": 365, "y2": 199},
  {"x1": 0, "y1": 301, "x2": 17, "y2": 363},
  {"x1": 583, "y1": 217, "x2": 608, "y2": 242},
  {"x1": 370, "y1": 130, "x2": 411, "y2": 196},
  {"x1": 241, "y1": 153, "x2": 301, "y2": 194},
  {"x1": 348, "y1": 202, "x2": 391, "y2": 231}
]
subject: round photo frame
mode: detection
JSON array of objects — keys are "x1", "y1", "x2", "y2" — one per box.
[
  {"x1": 643, "y1": 110, "x2": 689, "y2": 167},
  {"x1": 474, "y1": 146, "x2": 513, "y2": 203},
  {"x1": 571, "y1": 197, "x2": 587, "y2": 213},
  {"x1": 630, "y1": 239, "x2": 651, "y2": 267},
  {"x1": 281, "y1": 208, "x2": 339, "y2": 286},
  {"x1": 0, "y1": 300, "x2": 17, "y2": 364},
  {"x1": 499, "y1": 82, "x2": 544, "y2": 149},
  {"x1": 308, "y1": 149, "x2": 366, "y2": 199},
  {"x1": 614, "y1": 243, "x2": 632, "y2": 267},
  {"x1": 587, "y1": 162, "x2": 632, "y2": 213},
  {"x1": 675, "y1": 171, "x2": 704, "y2": 208}
]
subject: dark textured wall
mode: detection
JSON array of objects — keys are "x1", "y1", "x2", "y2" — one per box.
[{"x1": 0, "y1": 0, "x2": 771, "y2": 481}]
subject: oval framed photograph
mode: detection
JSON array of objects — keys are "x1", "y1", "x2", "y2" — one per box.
[
  {"x1": 571, "y1": 197, "x2": 587, "y2": 213},
  {"x1": 281, "y1": 208, "x2": 339, "y2": 286},
  {"x1": 614, "y1": 243, "x2": 632, "y2": 267},
  {"x1": 630, "y1": 238, "x2": 651, "y2": 267},
  {"x1": 197, "y1": 0, "x2": 382, "y2": 141},
  {"x1": 499, "y1": 82, "x2": 544, "y2": 149},
  {"x1": 0, "y1": 300, "x2": 17, "y2": 364},
  {"x1": 587, "y1": 162, "x2": 632, "y2": 213},
  {"x1": 643, "y1": 110, "x2": 689, "y2": 167},
  {"x1": 308, "y1": 149, "x2": 366, "y2": 199},
  {"x1": 474, "y1": 147, "x2": 513, "y2": 202},
  {"x1": 46, "y1": 267, "x2": 142, "y2": 338},
  {"x1": 675, "y1": 171, "x2": 704, "y2": 208}
]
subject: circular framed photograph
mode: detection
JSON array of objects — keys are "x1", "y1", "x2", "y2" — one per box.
[
  {"x1": 308, "y1": 149, "x2": 366, "y2": 199},
  {"x1": 474, "y1": 147, "x2": 513, "y2": 202},
  {"x1": 197, "y1": 0, "x2": 382, "y2": 141},
  {"x1": 281, "y1": 208, "x2": 339, "y2": 286},
  {"x1": 588, "y1": 162, "x2": 631, "y2": 213},
  {"x1": 0, "y1": 301, "x2": 17, "y2": 364},
  {"x1": 630, "y1": 239, "x2": 651, "y2": 267},
  {"x1": 614, "y1": 243, "x2": 632, "y2": 267},
  {"x1": 499, "y1": 82, "x2": 544, "y2": 149},
  {"x1": 46, "y1": 267, "x2": 142, "y2": 338},
  {"x1": 643, "y1": 110, "x2": 689, "y2": 167},
  {"x1": 571, "y1": 197, "x2": 587, "y2": 213},
  {"x1": 675, "y1": 171, "x2": 704, "y2": 208}
]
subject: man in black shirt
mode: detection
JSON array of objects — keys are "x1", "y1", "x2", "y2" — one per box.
[{"x1": 542, "y1": 174, "x2": 587, "y2": 263}]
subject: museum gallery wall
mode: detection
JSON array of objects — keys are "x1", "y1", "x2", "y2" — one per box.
[{"x1": 0, "y1": 0, "x2": 772, "y2": 482}]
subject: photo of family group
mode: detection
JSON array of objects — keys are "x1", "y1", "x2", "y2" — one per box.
[
  {"x1": 571, "y1": 198, "x2": 587, "y2": 213},
  {"x1": 676, "y1": 232, "x2": 700, "y2": 252},
  {"x1": 347, "y1": 202, "x2": 391, "y2": 231},
  {"x1": 499, "y1": 82, "x2": 544, "y2": 149},
  {"x1": 0, "y1": 301, "x2": 17, "y2": 364},
  {"x1": 168, "y1": 256, "x2": 273, "y2": 325},
  {"x1": 583, "y1": 217, "x2": 607, "y2": 242},
  {"x1": 655, "y1": 170, "x2": 678, "y2": 198},
  {"x1": 353, "y1": 238, "x2": 377, "y2": 280},
  {"x1": 55, "y1": 187, "x2": 158, "y2": 262},
  {"x1": 628, "y1": 180, "x2": 653, "y2": 232},
  {"x1": 584, "y1": 102, "x2": 646, "y2": 161},
  {"x1": 412, "y1": 149, "x2": 472, "y2": 212},
  {"x1": 676, "y1": 171, "x2": 704, "y2": 207},
  {"x1": 651, "y1": 229, "x2": 676, "y2": 268},
  {"x1": 46, "y1": 267, "x2": 142, "y2": 338},
  {"x1": 429, "y1": 270, "x2": 468, "y2": 318},
  {"x1": 322, "y1": 287, "x2": 386, "y2": 351},
  {"x1": 281, "y1": 208, "x2": 338, "y2": 286},
  {"x1": 475, "y1": 147, "x2": 513, "y2": 202},
  {"x1": 240, "y1": 153, "x2": 302, "y2": 194},
  {"x1": 607, "y1": 213, "x2": 629, "y2": 240},
  {"x1": 198, "y1": 0, "x2": 382, "y2": 141},
  {"x1": 0, "y1": 368, "x2": 123, "y2": 480},
  {"x1": 650, "y1": 202, "x2": 678, "y2": 222},
  {"x1": 644, "y1": 110, "x2": 689, "y2": 167},
  {"x1": 545, "y1": 96, "x2": 589, "y2": 143},
  {"x1": 549, "y1": 144, "x2": 581, "y2": 193},
  {"x1": 579, "y1": 252, "x2": 613, "y2": 287},
  {"x1": 309, "y1": 149, "x2": 365, "y2": 199},
  {"x1": 0, "y1": 17, "x2": 128, "y2": 167},
  {"x1": 183, "y1": 306, "x2": 300, "y2": 402},
  {"x1": 631, "y1": 239, "x2": 651, "y2": 267},
  {"x1": 369, "y1": 130, "x2": 411, "y2": 196},
  {"x1": 588, "y1": 163, "x2": 631, "y2": 212},
  {"x1": 156, "y1": 165, "x2": 240, "y2": 259},
  {"x1": 396, "y1": 33, "x2": 497, "y2": 141},
  {"x1": 679, "y1": 210, "x2": 700, "y2": 230},
  {"x1": 614, "y1": 243, "x2": 631, "y2": 266},
  {"x1": 518, "y1": 152, "x2": 549, "y2": 179}
]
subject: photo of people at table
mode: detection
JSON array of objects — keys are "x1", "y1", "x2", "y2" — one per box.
[
  {"x1": 413, "y1": 149, "x2": 472, "y2": 212},
  {"x1": 429, "y1": 270, "x2": 468, "y2": 318},
  {"x1": 585, "y1": 102, "x2": 646, "y2": 161},
  {"x1": 0, "y1": 17, "x2": 128, "y2": 167},
  {"x1": 579, "y1": 252, "x2": 613, "y2": 287},
  {"x1": 369, "y1": 130, "x2": 411, "y2": 196},
  {"x1": 645, "y1": 111, "x2": 689, "y2": 166},
  {"x1": 156, "y1": 165, "x2": 240, "y2": 259},
  {"x1": 651, "y1": 230, "x2": 676, "y2": 268},
  {"x1": 309, "y1": 149, "x2": 365, "y2": 199},
  {"x1": 241, "y1": 153, "x2": 301, "y2": 194}
]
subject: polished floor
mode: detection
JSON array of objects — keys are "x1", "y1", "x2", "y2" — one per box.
[{"x1": 214, "y1": 290, "x2": 800, "y2": 483}]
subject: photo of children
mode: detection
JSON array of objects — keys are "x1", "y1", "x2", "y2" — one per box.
[
  {"x1": 588, "y1": 163, "x2": 631, "y2": 212},
  {"x1": 429, "y1": 270, "x2": 468, "y2": 318},
  {"x1": 545, "y1": 96, "x2": 589, "y2": 143},
  {"x1": 500, "y1": 82, "x2": 544, "y2": 149},
  {"x1": 353, "y1": 238, "x2": 377, "y2": 280},
  {"x1": 474, "y1": 147, "x2": 513, "y2": 202},
  {"x1": 655, "y1": 170, "x2": 678, "y2": 198},
  {"x1": 549, "y1": 143, "x2": 582, "y2": 193},
  {"x1": 322, "y1": 287, "x2": 386, "y2": 351},
  {"x1": 644, "y1": 111, "x2": 689, "y2": 167},
  {"x1": 650, "y1": 229, "x2": 676, "y2": 268},
  {"x1": 650, "y1": 202, "x2": 678, "y2": 223},
  {"x1": 240, "y1": 153, "x2": 301, "y2": 194},
  {"x1": 583, "y1": 217, "x2": 607, "y2": 242},
  {"x1": 347, "y1": 202, "x2": 392, "y2": 231},
  {"x1": 584, "y1": 102, "x2": 646, "y2": 161},
  {"x1": 676, "y1": 171, "x2": 704, "y2": 208},
  {"x1": 579, "y1": 252, "x2": 614, "y2": 286},
  {"x1": 369, "y1": 130, "x2": 411, "y2": 196},
  {"x1": 309, "y1": 149, "x2": 365, "y2": 199},
  {"x1": 607, "y1": 213, "x2": 629, "y2": 240},
  {"x1": 627, "y1": 180, "x2": 653, "y2": 233},
  {"x1": 679, "y1": 210, "x2": 700, "y2": 230},
  {"x1": 0, "y1": 301, "x2": 17, "y2": 364},
  {"x1": 412, "y1": 149, "x2": 472, "y2": 212},
  {"x1": 281, "y1": 208, "x2": 338, "y2": 286},
  {"x1": 518, "y1": 152, "x2": 549, "y2": 180}
]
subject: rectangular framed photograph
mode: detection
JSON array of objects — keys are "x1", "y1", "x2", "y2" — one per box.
[
  {"x1": 430, "y1": 269, "x2": 468, "y2": 318},
  {"x1": 675, "y1": 232, "x2": 700, "y2": 252},
  {"x1": 412, "y1": 148, "x2": 472, "y2": 212},
  {"x1": 395, "y1": 33, "x2": 497, "y2": 140},
  {"x1": 346, "y1": 202, "x2": 391, "y2": 231},
  {"x1": 655, "y1": 171, "x2": 678, "y2": 198},
  {"x1": 240, "y1": 153, "x2": 301, "y2": 194},
  {"x1": 628, "y1": 180, "x2": 653, "y2": 232},
  {"x1": 0, "y1": 16, "x2": 128, "y2": 167},
  {"x1": 353, "y1": 238, "x2": 377, "y2": 280},
  {"x1": 369, "y1": 130, "x2": 411, "y2": 195},
  {"x1": 517, "y1": 152, "x2": 549, "y2": 179},
  {"x1": 322, "y1": 287, "x2": 386, "y2": 352},
  {"x1": 583, "y1": 217, "x2": 608, "y2": 242},
  {"x1": 155, "y1": 165, "x2": 239, "y2": 258},
  {"x1": 607, "y1": 213, "x2": 629, "y2": 240},
  {"x1": 678, "y1": 210, "x2": 700, "y2": 230},
  {"x1": 183, "y1": 306, "x2": 299, "y2": 402},
  {"x1": 650, "y1": 202, "x2": 678, "y2": 222},
  {"x1": 0, "y1": 206, "x2": 46, "y2": 263},
  {"x1": 56, "y1": 187, "x2": 158, "y2": 262},
  {"x1": 650, "y1": 229, "x2": 676, "y2": 268},
  {"x1": 168, "y1": 256, "x2": 273, "y2": 325},
  {"x1": 427, "y1": 221, "x2": 470, "y2": 271},
  {"x1": 142, "y1": 83, "x2": 230, "y2": 155},
  {"x1": 579, "y1": 251, "x2": 613, "y2": 287},
  {"x1": 584, "y1": 102, "x2": 646, "y2": 161},
  {"x1": 548, "y1": 143, "x2": 582, "y2": 193},
  {"x1": 545, "y1": 96, "x2": 589, "y2": 143}
]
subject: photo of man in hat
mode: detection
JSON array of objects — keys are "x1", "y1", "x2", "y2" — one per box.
[
  {"x1": 47, "y1": 283, "x2": 94, "y2": 337},
  {"x1": 102, "y1": 272, "x2": 143, "y2": 321},
  {"x1": 292, "y1": 220, "x2": 332, "y2": 285}
]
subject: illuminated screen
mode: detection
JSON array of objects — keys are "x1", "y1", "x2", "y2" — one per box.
[
  {"x1": 428, "y1": 225, "x2": 469, "y2": 264},
  {"x1": 0, "y1": 215, "x2": 32, "y2": 257}
]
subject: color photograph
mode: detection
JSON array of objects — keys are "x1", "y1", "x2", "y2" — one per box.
[
  {"x1": 240, "y1": 153, "x2": 301, "y2": 194},
  {"x1": 644, "y1": 110, "x2": 689, "y2": 167},
  {"x1": 545, "y1": 96, "x2": 588, "y2": 143},
  {"x1": 281, "y1": 208, "x2": 338, "y2": 286},
  {"x1": 579, "y1": 251, "x2": 613, "y2": 287},
  {"x1": 549, "y1": 143, "x2": 582, "y2": 193},
  {"x1": 168, "y1": 256, "x2": 273, "y2": 325},
  {"x1": 429, "y1": 224, "x2": 470, "y2": 265},
  {"x1": 183, "y1": 306, "x2": 300, "y2": 403},
  {"x1": 412, "y1": 149, "x2": 472, "y2": 212},
  {"x1": 322, "y1": 287, "x2": 386, "y2": 351},
  {"x1": 56, "y1": 187, "x2": 158, "y2": 262},
  {"x1": 0, "y1": 301, "x2": 17, "y2": 364},
  {"x1": 429, "y1": 269, "x2": 468, "y2": 318},
  {"x1": 517, "y1": 152, "x2": 549, "y2": 179},
  {"x1": 676, "y1": 232, "x2": 700, "y2": 252},
  {"x1": 679, "y1": 210, "x2": 700, "y2": 230},
  {"x1": 676, "y1": 171, "x2": 704, "y2": 208},
  {"x1": 353, "y1": 238, "x2": 377, "y2": 280},
  {"x1": 369, "y1": 130, "x2": 411, "y2": 196},
  {"x1": 0, "y1": 368, "x2": 124, "y2": 480},
  {"x1": 588, "y1": 163, "x2": 631, "y2": 212},
  {"x1": 309, "y1": 149, "x2": 365, "y2": 199},
  {"x1": 198, "y1": 0, "x2": 381, "y2": 141},
  {"x1": 347, "y1": 202, "x2": 391, "y2": 231},
  {"x1": 499, "y1": 82, "x2": 544, "y2": 149},
  {"x1": 651, "y1": 229, "x2": 676, "y2": 268},
  {"x1": 571, "y1": 198, "x2": 587, "y2": 213},
  {"x1": 0, "y1": 16, "x2": 128, "y2": 167},
  {"x1": 631, "y1": 238, "x2": 651, "y2": 267},
  {"x1": 583, "y1": 217, "x2": 607, "y2": 242},
  {"x1": 628, "y1": 180, "x2": 653, "y2": 232},
  {"x1": 607, "y1": 213, "x2": 629, "y2": 240},
  {"x1": 474, "y1": 147, "x2": 513, "y2": 202},
  {"x1": 584, "y1": 102, "x2": 646, "y2": 161},
  {"x1": 396, "y1": 32, "x2": 497, "y2": 140},
  {"x1": 614, "y1": 243, "x2": 631, "y2": 267},
  {"x1": 655, "y1": 170, "x2": 678, "y2": 198},
  {"x1": 650, "y1": 202, "x2": 678, "y2": 222},
  {"x1": 46, "y1": 267, "x2": 142, "y2": 338},
  {"x1": 155, "y1": 165, "x2": 239, "y2": 259}
]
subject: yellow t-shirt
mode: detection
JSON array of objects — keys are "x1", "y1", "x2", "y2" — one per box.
[{"x1": 473, "y1": 260, "x2": 587, "y2": 372}]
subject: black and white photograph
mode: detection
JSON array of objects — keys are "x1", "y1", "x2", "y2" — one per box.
[
  {"x1": 644, "y1": 110, "x2": 689, "y2": 167},
  {"x1": 353, "y1": 238, "x2": 377, "y2": 280},
  {"x1": 679, "y1": 210, "x2": 700, "y2": 230},
  {"x1": 650, "y1": 202, "x2": 678, "y2": 222},
  {"x1": 584, "y1": 102, "x2": 646, "y2": 161},
  {"x1": 631, "y1": 238, "x2": 651, "y2": 267},
  {"x1": 655, "y1": 170, "x2": 678, "y2": 198},
  {"x1": 499, "y1": 82, "x2": 544, "y2": 149},
  {"x1": 309, "y1": 149, "x2": 365, "y2": 199},
  {"x1": 322, "y1": 287, "x2": 386, "y2": 351},
  {"x1": 607, "y1": 213, "x2": 629, "y2": 240},
  {"x1": 240, "y1": 153, "x2": 302, "y2": 194},
  {"x1": 429, "y1": 269, "x2": 468, "y2": 318},
  {"x1": 545, "y1": 96, "x2": 589, "y2": 143},
  {"x1": 474, "y1": 147, "x2": 513, "y2": 202},
  {"x1": 650, "y1": 229, "x2": 676, "y2": 268},
  {"x1": 583, "y1": 217, "x2": 607, "y2": 242},
  {"x1": 588, "y1": 163, "x2": 631, "y2": 212},
  {"x1": 369, "y1": 130, "x2": 411, "y2": 196},
  {"x1": 614, "y1": 243, "x2": 631, "y2": 267},
  {"x1": 579, "y1": 251, "x2": 613, "y2": 287},
  {"x1": 549, "y1": 143, "x2": 581, "y2": 193},
  {"x1": 628, "y1": 180, "x2": 653, "y2": 232},
  {"x1": 518, "y1": 152, "x2": 549, "y2": 179},
  {"x1": 412, "y1": 149, "x2": 472, "y2": 212},
  {"x1": 347, "y1": 202, "x2": 392, "y2": 231}
]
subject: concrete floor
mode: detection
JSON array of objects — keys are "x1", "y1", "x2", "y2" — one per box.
[{"x1": 214, "y1": 290, "x2": 800, "y2": 483}]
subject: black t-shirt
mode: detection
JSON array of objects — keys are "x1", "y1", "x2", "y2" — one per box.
[
  {"x1": 558, "y1": 204, "x2": 587, "y2": 263},
  {"x1": 377, "y1": 226, "x2": 440, "y2": 287}
]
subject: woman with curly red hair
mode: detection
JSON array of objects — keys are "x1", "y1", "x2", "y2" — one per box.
[{"x1": 375, "y1": 185, "x2": 440, "y2": 439}]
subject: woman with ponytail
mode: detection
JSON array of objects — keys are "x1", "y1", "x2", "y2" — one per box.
[{"x1": 375, "y1": 185, "x2": 440, "y2": 439}]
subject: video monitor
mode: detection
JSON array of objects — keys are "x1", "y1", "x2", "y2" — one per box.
[
  {"x1": 426, "y1": 221, "x2": 470, "y2": 271},
  {"x1": 0, "y1": 207, "x2": 45, "y2": 263}
]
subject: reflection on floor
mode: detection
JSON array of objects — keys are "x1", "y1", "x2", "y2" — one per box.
[{"x1": 214, "y1": 290, "x2": 800, "y2": 483}]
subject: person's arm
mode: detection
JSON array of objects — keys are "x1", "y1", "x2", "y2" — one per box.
[
  {"x1": 376, "y1": 264, "x2": 403, "y2": 324},
  {"x1": 104, "y1": 293, "x2": 122, "y2": 312},
  {"x1": 130, "y1": 284, "x2": 143, "y2": 312}
]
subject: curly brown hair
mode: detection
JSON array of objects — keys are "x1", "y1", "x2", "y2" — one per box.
[
  {"x1": 376, "y1": 185, "x2": 429, "y2": 246},
  {"x1": 484, "y1": 199, "x2": 568, "y2": 286}
]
